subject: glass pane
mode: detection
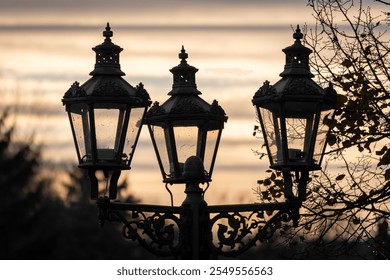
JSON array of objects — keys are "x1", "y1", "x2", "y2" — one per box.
[
  {"x1": 151, "y1": 125, "x2": 171, "y2": 177},
  {"x1": 313, "y1": 109, "x2": 334, "y2": 163},
  {"x1": 70, "y1": 104, "x2": 91, "y2": 163},
  {"x1": 284, "y1": 117, "x2": 313, "y2": 162},
  {"x1": 123, "y1": 107, "x2": 144, "y2": 164},
  {"x1": 203, "y1": 129, "x2": 219, "y2": 175},
  {"x1": 259, "y1": 107, "x2": 282, "y2": 163},
  {"x1": 284, "y1": 101, "x2": 317, "y2": 163},
  {"x1": 94, "y1": 107, "x2": 124, "y2": 161},
  {"x1": 174, "y1": 126, "x2": 198, "y2": 170}
]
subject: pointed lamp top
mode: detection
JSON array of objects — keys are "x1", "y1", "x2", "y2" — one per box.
[
  {"x1": 293, "y1": 25, "x2": 303, "y2": 43},
  {"x1": 90, "y1": 23, "x2": 125, "y2": 76},
  {"x1": 103, "y1": 22, "x2": 113, "y2": 42},
  {"x1": 179, "y1": 45, "x2": 188, "y2": 63}
]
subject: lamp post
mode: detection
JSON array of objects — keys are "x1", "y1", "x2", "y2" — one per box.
[
  {"x1": 143, "y1": 46, "x2": 227, "y2": 185},
  {"x1": 252, "y1": 26, "x2": 337, "y2": 201},
  {"x1": 63, "y1": 24, "x2": 337, "y2": 259},
  {"x1": 62, "y1": 23, "x2": 151, "y2": 199}
]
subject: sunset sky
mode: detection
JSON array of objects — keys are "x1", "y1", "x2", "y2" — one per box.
[
  {"x1": 0, "y1": 0, "x2": 349, "y2": 204},
  {"x1": 0, "y1": 0, "x2": 311, "y2": 25}
]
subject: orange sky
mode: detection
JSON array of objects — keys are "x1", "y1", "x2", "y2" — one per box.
[
  {"x1": 0, "y1": 0, "x2": 349, "y2": 205},
  {"x1": 0, "y1": 0, "x2": 312, "y2": 26}
]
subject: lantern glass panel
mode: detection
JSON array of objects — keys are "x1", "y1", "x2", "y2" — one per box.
[
  {"x1": 313, "y1": 109, "x2": 334, "y2": 163},
  {"x1": 123, "y1": 107, "x2": 144, "y2": 164},
  {"x1": 70, "y1": 103, "x2": 91, "y2": 163},
  {"x1": 203, "y1": 128, "x2": 219, "y2": 175},
  {"x1": 284, "y1": 116, "x2": 314, "y2": 162},
  {"x1": 94, "y1": 104, "x2": 126, "y2": 161},
  {"x1": 259, "y1": 107, "x2": 282, "y2": 164},
  {"x1": 173, "y1": 125, "x2": 198, "y2": 172},
  {"x1": 283, "y1": 101, "x2": 318, "y2": 163},
  {"x1": 150, "y1": 124, "x2": 171, "y2": 177}
]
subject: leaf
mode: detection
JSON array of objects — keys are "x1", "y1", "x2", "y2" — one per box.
[
  {"x1": 341, "y1": 58, "x2": 353, "y2": 68},
  {"x1": 337, "y1": 94, "x2": 348, "y2": 107},
  {"x1": 376, "y1": 145, "x2": 388, "y2": 156},
  {"x1": 323, "y1": 117, "x2": 337, "y2": 128},
  {"x1": 378, "y1": 149, "x2": 390, "y2": 166},
  {"x1": 342, "y1": 140, "x2": 352, "y2": 148},
  {"x1": 327, "y1": 133, "x2": 337, "y2": 146},
  {"x1": 336, "y1": 174, "x2": 346, "y2": 181},
  {"x1": 274, "y1": 179, "x2": 283, "y2": 187},
  {"x1": 385, "y1": 169, "x2": 390, "y2": 181},
  {"x1": 261, "y1": 191, "x2": 269, "y2": 200},
  {"x1": 363, "y1": 45, "x2": 372, "y2": 55}
]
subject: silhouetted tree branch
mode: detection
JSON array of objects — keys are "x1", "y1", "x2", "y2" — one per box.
[{"x1": 254, "y1": 0, "x2": 390, "y2": 259}]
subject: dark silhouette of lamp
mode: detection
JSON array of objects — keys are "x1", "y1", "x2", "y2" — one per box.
[{"x1": 62, "y1": 23, "x2": 151, "y2": 199}]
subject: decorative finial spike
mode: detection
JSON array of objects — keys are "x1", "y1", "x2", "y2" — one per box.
[
  {"x1": 293, "y1": 24, "x2": 303, "y2": 42},
  {"x1": 179, "y1": 45, "x2": 188, "y2": 62},
  {"x1": 103, "y1": 22, "x2": 113, "y2": 42}
]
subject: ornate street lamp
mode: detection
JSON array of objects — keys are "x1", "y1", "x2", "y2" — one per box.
[
  {"x1": 62, "y1": 23, "x2": 151, "y2": 199},
  {"x1": 252, "y1": 26, "x2": 337, "y2": 200},
  {"x1": 143, "y1": 47, "x2": 228, "y2": 184},
  {"x1": 63, "y1": 25, "x2": 337, "y2": 259}
]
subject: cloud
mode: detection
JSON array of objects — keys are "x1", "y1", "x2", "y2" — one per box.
[
  {"x1": 205, "y1": 67, "x2": 253, "y2": 76},
  {"x1": 0, "y1": 0, "x2": 302, "y2": 10},
  {"x1": 0, "y1": 0, "x2": 313, "y2": 27}
]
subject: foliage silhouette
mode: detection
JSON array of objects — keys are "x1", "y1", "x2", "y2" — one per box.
[
  {"x1": 0, "y1": 109, "x2": 153, "y2": 259},
  {"x1": 0, "y1": 109, "x2": 53, "y2": 259}
]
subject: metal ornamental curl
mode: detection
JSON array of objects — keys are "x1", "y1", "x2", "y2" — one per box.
[
  {"x1": 97, "y1": 198, "x2": 187, "y2": 258},
  {"x1": 207, "y1": 208, "x2": 297, "y2": 258}
]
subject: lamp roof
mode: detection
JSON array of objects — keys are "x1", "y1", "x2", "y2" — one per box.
[
  {"x1": 89, "y1": 23, "x2": 125, "y2": 76},
  {"x1": 62, "y1": 24, "x2": 151, "y2": 107},
  {"x1": 280, "y1": 25, "x2": 313, "y2": 78},
  {"x1": 168, "y1": 46, "x2": 202, "y2": 96},
  {"x1": 144, "y1": 47, "x2": 227, "y2": 124},
  {"x1": 252, "y1": 26, "x2": 337, "y2": 109}
]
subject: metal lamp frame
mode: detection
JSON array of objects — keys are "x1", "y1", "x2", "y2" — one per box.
[{"x1": 63, "y1": 24, "x2": 338, "y2": 259}]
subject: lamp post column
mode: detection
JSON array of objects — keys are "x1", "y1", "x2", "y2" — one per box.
[{"x1": 180, "y1": 156, "x2": 210, "y2": 259}]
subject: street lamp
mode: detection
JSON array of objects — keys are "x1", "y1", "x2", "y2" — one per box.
[
  {"x1": 63, "y1": 24, "x2": 337, "y2": 259},
  {"x1": 143, "y1": 46, "x2": 227, "y2": 184},
  {"x1": 62, "y1": 23, "x2": 151, "y2": 199},
  {"x1": 252, "y1": 26, "x2": 337, "y2": 200}
]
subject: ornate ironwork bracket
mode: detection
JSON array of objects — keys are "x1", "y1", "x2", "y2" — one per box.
[
  {"x1": 97, "y1": 196, "x2": 301, "y2": 259},
  {"x1": 206, "y1": 202, "x2": 301, "y2": 258},
  {"x1": 97, "y1": 198, "x2": 188, "y2": 258}
]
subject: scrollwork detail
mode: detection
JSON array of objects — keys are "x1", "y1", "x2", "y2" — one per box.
[
  {"x1": 92, "y1": 80, "x2": 128, "y2": 96},
  {"x1": 208, "y1": 209, "x2": 295, "y2": 258},
  {"x1": 98, "y1": 203, "x2": 186, "y2": 258},
  {"x1": 63, "y1": 81, "x2": 86, "y2": 98}
]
